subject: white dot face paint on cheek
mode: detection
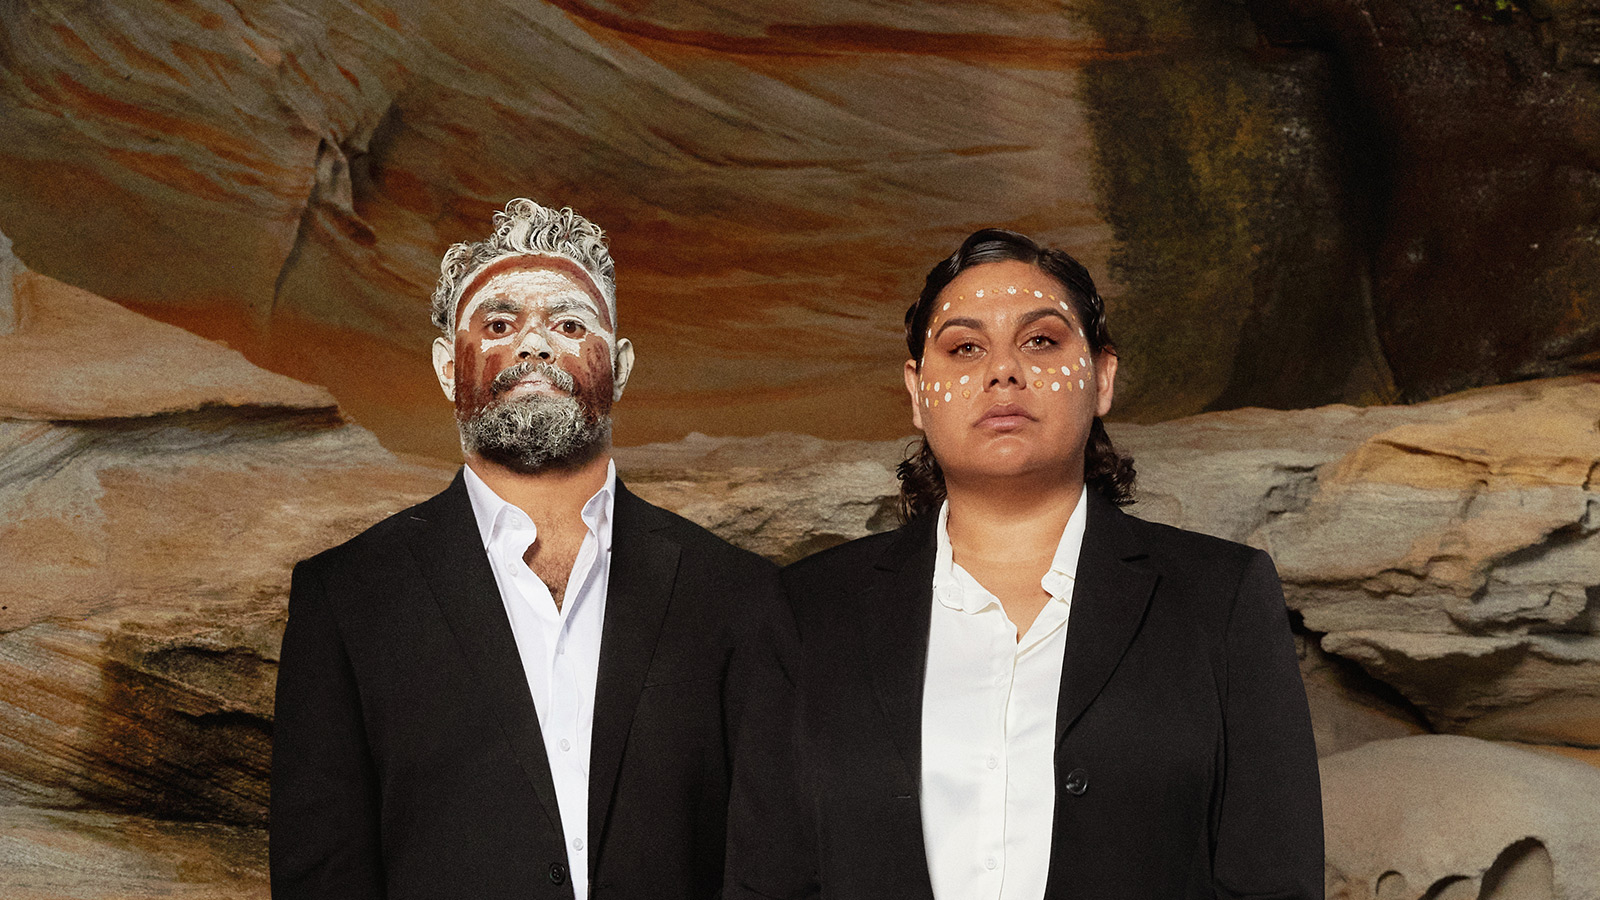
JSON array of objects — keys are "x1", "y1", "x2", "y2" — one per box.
[
  {"x1": 1052, "y1": 382, "x2": 1060, "y2": 391},
  {"x1": 1031, "y1": 366, "x2": 1041, "y2": 374},
  {"x1": 944, "y1": 392, "x2": 951, "y2": 402},
  {"x1": 1079, "y1": 379, "x2": 1085, "y2": 389},
  {"x1": 959, "y1": 375, "x2": 969, "y2": 385}
]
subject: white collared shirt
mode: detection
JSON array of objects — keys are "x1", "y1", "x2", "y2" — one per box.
[
  {"x1": 920, "y1": 486, "x2": 1089, "y2": 900},
  {"x1": 463, "y1": 462, "x2": 617, "y2": 900}
]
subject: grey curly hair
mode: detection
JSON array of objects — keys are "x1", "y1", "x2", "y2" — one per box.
[{"x1": 430, "y1": 198, "x2": 617, "y2": 335}]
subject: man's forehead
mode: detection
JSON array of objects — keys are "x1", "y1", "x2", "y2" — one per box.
[{"x1": 455, "y1": 254, "x2": 611, "y2": 324}]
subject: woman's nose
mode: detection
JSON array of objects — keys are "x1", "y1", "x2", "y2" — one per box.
[{"x1": 986, "y1": 346, "x2": 1023, "y2": 387}]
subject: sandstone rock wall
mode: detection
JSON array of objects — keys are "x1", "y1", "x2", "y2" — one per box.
[
  {"x1": 0, "y1": 239, "x2": 1595, "y2": 893},
  {"x1": 0, "y1": 246, "x2": 450, "y2": 890},
  {"x1": 2, "y1": 1, "x2": 1593, "y2": 459}
]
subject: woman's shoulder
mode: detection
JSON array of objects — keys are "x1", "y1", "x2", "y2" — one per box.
[{"x1": 1104, "y1": 501, "x2": 1278, "y2": 602}]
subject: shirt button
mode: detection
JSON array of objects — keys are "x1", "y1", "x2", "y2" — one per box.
[
  {"x1": 985, "y1": 857, "x2": 997, "y2": 870},
  {"x1": 560, "y1": 738, "x2": 571, "y2": 751},
  {"x1": 573, "y1": 837, "x2": 584, "y2": 851},
  {"x1": 986, "y1": 755, "x2": 998, "y2": 769}
]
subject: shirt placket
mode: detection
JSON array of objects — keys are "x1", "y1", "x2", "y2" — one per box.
[{"x1": 979, "y1": 607, "x2": 1013, "y2": 898}]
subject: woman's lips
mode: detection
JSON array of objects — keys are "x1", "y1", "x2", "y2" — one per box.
[{"x1": 978, "y1": 402, "x2": 1034, "y2": 430}]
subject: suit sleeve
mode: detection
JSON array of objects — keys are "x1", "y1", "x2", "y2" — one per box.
[
  {"x1": 270, "y1": 558, "x2": 386, "y2": 900},
  {"x1": 723, "y1": 571, "x2": 820, "y2": 900},
  {"x1": 1213, "y1": 549, "x2": 1325, "y2": 900}
]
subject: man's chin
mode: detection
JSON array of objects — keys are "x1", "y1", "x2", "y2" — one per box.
[{"x1": 458, "y1": 394, "x2": 611, "y2": 473}]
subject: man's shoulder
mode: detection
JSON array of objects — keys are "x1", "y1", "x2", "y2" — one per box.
[
  {"x1": 616, "y1": 485, "x2": 776, "y2": 578},
  {"x1": 297, "y1": 478, "x2": 463, "y2": 575}
]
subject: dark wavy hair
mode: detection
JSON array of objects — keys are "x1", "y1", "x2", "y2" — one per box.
[{"x1": 897, "y1": 228, "x2": 1136, "y2": 522}]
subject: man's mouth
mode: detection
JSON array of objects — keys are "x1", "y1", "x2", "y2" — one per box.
[{"x1": 491, "y1": 361, "x2": 575, "y2": 396}]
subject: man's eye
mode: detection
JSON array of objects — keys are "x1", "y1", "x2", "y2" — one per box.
[
  {"x1": 487, "y1": 320, "x2": 511, "y2": 334},
  {"x1": 558, "y1": 320, "x2": 586, "y2": 336}
]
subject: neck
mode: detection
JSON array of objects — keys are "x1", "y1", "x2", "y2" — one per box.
[
  {"x1": 465, "y1": 450, "x2": 612, "y2": 526},
  {"x1": 943, "y1": 472, "x2": 1084, "y2": 562}
]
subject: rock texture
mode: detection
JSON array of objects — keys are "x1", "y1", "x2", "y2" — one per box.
[
  {"x1": 0, "y1": 807, "x2": 265, "y2": 899},
  {"x1": 0, "y1": 245, "x2": 449, "y2": 870},
  {"x1": 616, "y1": 432, "x2": 905, "y2": 565},
  {"x1": 1321, "y1": 735, "x2": 1600, "y2": 900},
  {"x1": 1249, "y1": 0, "x2": 1600, "y2": 403},
  {"x1": 1123, "y1": 377, "x2": 1600, "y2": 748},
  {"x1": 2, "y1": 1, "x2": 1593, "y2": 456},
  {"x1": 0, "y1": 267, "x2": 332, "y2": 421}
]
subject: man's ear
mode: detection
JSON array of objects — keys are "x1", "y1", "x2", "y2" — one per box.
[
  {"x1": 432, "y1": 337, "x2": 456, "y2": 401},
  {"x1": 611, "y1": 337, "x2": 636, "y2": 402},
  {"x1": 903, "y1": 358, "x2": 925, "y2": 431}
]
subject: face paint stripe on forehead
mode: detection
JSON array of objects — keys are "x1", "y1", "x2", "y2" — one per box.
[{"x1": 455, "y1": 253, "x2": 614, "y2": 330}]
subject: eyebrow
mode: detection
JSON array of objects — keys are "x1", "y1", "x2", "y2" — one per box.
[
  {"x1": 544, "y1": 295, "x2": 599, "y2": 316},
  {"x1": 473, "y1": 293, "x2": 601, "y2": 318},
  {"x1": 477, "y1": 297, "x2": 521, "y2": 316},
  {"x1": 1018, "y1": 308, "x2": 1075, "y2": 329},
  {"x1": 932, "y1": 308, "x2": 1074, "y2": 340}
]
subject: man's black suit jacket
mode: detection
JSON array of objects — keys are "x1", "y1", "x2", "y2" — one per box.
[
  {"x1": 734, "y1": 491, "x2": 1323, "y2": 900},
  {"x1": 271, "y1": 472, "x2": 783, "y2": 900}
]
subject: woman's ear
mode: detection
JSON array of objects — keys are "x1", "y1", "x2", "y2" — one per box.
[
  {"x1": 1093, "y1": 351, "x2": 1117, "y2": 418},
  {"x1": 904, "y1": 359, "x2": 925, "y2": 431}
]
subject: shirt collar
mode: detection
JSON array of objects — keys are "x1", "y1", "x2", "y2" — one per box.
[
  {"x1": 933, "y1": 484, "x2": 1091, "y2": 614},
  {"x1": 462, "y1": 459, "x2": 617, "y2": 552}
]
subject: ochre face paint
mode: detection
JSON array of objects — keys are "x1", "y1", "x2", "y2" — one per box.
[{"x1": 451, "y1": 264, "x2": 620, "y2": 426}]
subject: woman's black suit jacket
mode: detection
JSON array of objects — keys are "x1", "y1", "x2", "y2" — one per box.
[{"x1": 733, "y1": 491, "x2": 1323, "y2": 900}]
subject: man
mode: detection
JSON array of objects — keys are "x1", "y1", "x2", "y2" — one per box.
[{"x1": 271, "y1": 199, "x2": 782, "y2": 900}]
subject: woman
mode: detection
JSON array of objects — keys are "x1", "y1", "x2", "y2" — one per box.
[{"x1": 731, "y1": 229, "x2": 1323, "y2": 900}]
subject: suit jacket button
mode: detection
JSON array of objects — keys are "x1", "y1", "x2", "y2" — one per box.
[
  {"x1": 549, "y1": 862, "x2": 567, "y2": 885},
  {"x1": 1064, "y1": 768, "x2": 1089, "y2": 796}
]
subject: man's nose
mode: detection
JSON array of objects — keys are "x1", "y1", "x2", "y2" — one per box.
[{"x1": 516, "y1": 328, "x2": 554, "y2": 361}]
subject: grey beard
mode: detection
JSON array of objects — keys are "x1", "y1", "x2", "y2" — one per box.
[{"x1": 459, "y1": 364, "x2": 611, "y2": 472}]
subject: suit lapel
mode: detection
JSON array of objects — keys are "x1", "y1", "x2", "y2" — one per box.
[
  {"x1": 856, "y1": 514, "x2": 938, "y2": 790},
  {"x1": 401, "y1": 471, "x2": 564, "y2": 836},
  {"x1": 1055, "y1": 493, "x2": 1158, "y2": 744},
  {"x1": 587, "y1": 482, "x2": 680, "y2": 858}
]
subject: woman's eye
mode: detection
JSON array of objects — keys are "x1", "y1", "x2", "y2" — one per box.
[
  {"x1": 953, "y1": 341, "x2": 981, "y2": 357},
  {"x1": 1024, "y1": 334, "x2": 1057, "y2": 349}
]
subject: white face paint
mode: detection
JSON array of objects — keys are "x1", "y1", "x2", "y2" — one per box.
[
  {"x1": 433, "y1": 259, "x2": 635, "y2": 407},
  {"x1": 455, "y1": 268, "x2": 618, "y2": 359}
]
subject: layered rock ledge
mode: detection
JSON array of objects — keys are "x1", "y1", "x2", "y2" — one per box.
[{"x1": 0, "y1": 253, "x2": 1594, "y2": 890}]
